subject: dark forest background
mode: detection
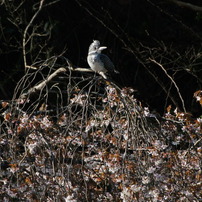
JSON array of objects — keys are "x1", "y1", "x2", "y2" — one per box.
[
  {"x1": 0, "y1": 0, "x2": 202, "y2": 113},
  {"x1": 1, "y1": 1, "x2": 202, "y2": 201}
]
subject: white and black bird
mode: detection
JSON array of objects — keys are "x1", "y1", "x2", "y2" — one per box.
[{"x1": 87, "y1": 40, "x2": 119, "y2": 79}]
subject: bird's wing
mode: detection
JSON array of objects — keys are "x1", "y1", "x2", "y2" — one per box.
[{"x1": 99, "y1": 54, "x2": 115, "y2": 72}]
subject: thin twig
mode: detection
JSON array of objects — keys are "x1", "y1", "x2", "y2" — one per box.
[
  {"x1": 149, "y1": 58, "x2": 186, "y2": 112},
  {"x1": 23, "y1": 0, "x2": 45, "y2": 69}
]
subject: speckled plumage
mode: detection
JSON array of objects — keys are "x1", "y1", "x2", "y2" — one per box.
[{"x1": 87, "y1": 40, "x2": 119, "y2": 77}]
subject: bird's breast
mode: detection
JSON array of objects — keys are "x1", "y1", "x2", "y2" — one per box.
[{"x1": 87, "y1": 54, "x2": 107, "y2": 73}]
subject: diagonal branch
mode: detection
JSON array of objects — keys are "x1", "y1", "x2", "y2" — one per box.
[
  {"x1": 149, "y1": 58, "x2": 186, "y2": 112},
  {"x1": 19, "y1": 66, "x2": 95, "y2": 99},
  {"x1": 167, "y1": 0, "x2": 202, "y2": 12}
]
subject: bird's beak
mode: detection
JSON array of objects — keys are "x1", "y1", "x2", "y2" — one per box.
[{"x1": 98, "y1": 46, "x2": 107, "y2": 51}]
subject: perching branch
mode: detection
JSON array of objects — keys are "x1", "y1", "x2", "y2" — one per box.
[{"x1": 19, "y1": 66, "x2": 95, "y2": 99}]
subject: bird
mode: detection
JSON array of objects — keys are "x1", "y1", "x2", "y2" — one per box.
[{"x1": 87, "y1": 40, "x2": 119, "y2": 79}]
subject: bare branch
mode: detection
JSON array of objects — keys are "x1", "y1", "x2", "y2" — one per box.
[
  {"x1": 149, "y1": 58, "x2": 186, "y2": 112},
  {"x1": 167, "y1": 0, "x2": 202, "y2": 12},
  {"x1": 23, "y1": 0, "x2": 45, "y2": 69},
  {"x1": 19, "y1": 67, "x2": 66, "y2": 99},
  {"x1": 19, "y1": 65, "x2": 96, "y2": 99}
]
